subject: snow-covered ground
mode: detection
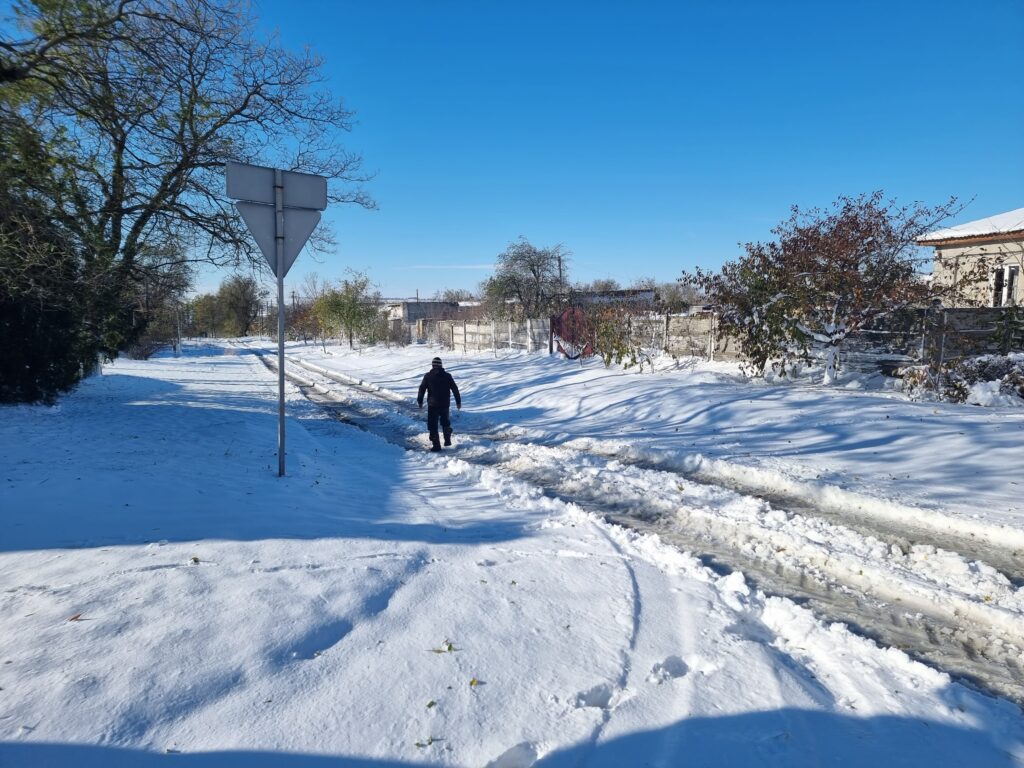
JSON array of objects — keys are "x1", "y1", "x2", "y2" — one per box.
[
  {"x1": 288, "y1": 343, "x2": 1024, "y2": 532},
  {"x1": 2, "y1": 341, "x2": 1023, "y2": 767}
]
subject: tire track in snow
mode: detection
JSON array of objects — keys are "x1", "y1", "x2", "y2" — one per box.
[
  {"x1": 248, "y1": 347, "x2": 1024, "y2": 706},
  {"x1": 281, "y1": 348, "x2": 1024, "y2": 584}
]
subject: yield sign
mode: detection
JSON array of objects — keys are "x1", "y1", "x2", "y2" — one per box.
[
  {"x1": 225, "y1": 161, "x2": 330, "y2": 477},
  {"x1": 234, "y1": 203, "x2": 320, "y2": 278},
  {"x1": 225, "y1": 161, "x2": 328, "y2": 278}
]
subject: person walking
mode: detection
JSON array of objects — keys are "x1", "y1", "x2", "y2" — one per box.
[{"x1": 417, "y1": 356, "x2": 462, "y2": 452}]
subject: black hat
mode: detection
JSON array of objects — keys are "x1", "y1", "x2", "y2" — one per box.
[{"x1": 431, "y1": 357, "x2": 443, "y2": 367}]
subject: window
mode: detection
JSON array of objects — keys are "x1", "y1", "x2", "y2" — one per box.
[
  {"x1": 993, "y1": 267, "x2": 1005, "y2": 307},
  {"x1": 992, "y1": 264, "x2": 1020, "y2": 307}
]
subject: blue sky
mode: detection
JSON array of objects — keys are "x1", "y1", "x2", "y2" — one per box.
[{"x1": 191, "y1": 2, "x2": 1024, "y2": 296}]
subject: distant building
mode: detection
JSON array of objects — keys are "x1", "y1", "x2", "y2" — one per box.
[
  {"x1": 378, "y1": 299, "x2": 465, "y2": 343},
  {"x1": 379, "y1": 300, "x2": 460, "y2": 323},
  {"x1": 919, "y1": 208, "x2": 1024, "y2": 307}
]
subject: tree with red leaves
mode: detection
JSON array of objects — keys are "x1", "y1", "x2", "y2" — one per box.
[{"x1": 684, "y1": 192, "x2": 984, "y2": 383}]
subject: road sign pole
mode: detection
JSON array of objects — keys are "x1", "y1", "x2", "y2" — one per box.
[
  {"x1": 226, "y1": 161, "x2": 326, "y2": 479},
  {"x1": 275, "y1": 169, "x2": 286, "y2": 477}
]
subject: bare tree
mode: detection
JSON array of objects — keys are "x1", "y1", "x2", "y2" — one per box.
[
  {"x1": 1, "y1": 0, "x2": 373, "y2": 399},
  {"x1": 658, "y1": 281, "x2": 700, "y2": 313},
  {"x1": 575, "y1": 278, "x2": 621, "y2": 293},
  {"x1": 300, "y1": 272, "x2": 331, "y2": 303},
  {"x1": 482, "y1": 238, "x2": 568, "y2": 320},
  {"x1": 4, "y1": 0, "x2": 372, "y2": 307},
  {"x1": 1, "y1": 0, "x2": 137, "y2": 83},
  {"x1": 433, "y1": 287, "x2": 476, "y2": 303}
]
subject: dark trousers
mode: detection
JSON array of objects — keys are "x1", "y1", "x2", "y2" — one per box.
[{"x1": 427, "y1": 405, "x2": 452, "y2": 445}]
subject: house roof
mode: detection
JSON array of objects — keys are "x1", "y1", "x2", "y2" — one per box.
[{"x1": 918, "y1": 207, "x2": 1024, "y2": 245}]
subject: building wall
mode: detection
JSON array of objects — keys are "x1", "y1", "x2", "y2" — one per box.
[
  {"x1": 383, "y1": 301, "x2": 460, "y2": 323},
  {"x1": 931, "y1": 238, "x2": 1024, "y2": 307}
]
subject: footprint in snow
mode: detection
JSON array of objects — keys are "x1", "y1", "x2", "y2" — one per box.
[
  {"x1": 574, "y1": 682, "x2": 614, "y2": 710},
  {"x1": 646, "y1": 655, "x2": 688, "y2": 684}
]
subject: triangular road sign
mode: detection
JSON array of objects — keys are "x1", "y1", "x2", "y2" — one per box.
[{"x1": 235, "y1": 202, "x2": 321, "y2": 278}]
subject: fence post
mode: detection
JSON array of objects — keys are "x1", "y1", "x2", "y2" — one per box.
[
  {"x1": 509, "y1": 320, "x2": 513, "y2": 352},
  {"x1": 937, "y1": 310, "x2": 948, "y2": 371},
  {"x1": 526, "y1": 318, "x2": 533, "y2": 353},
  {"x1": 709, "y1": 314, "x2": 716, "y2": 361},
  {"x1": 918, "y1": 306, "x2": 929, "y2": 364}
]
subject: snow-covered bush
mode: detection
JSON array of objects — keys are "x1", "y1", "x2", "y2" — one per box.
[{"x1": 900, "y1": 354, "x2": 1024, "y2": 406}]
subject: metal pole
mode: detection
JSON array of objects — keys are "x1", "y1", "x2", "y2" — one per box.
[{"x1": 275, "y1": 169, "x2": 286, "y2": 477}]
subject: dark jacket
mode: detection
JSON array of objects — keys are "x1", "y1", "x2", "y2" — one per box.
[{"x1": 418, "y1": 367, "x2": 461, "y2": 409}]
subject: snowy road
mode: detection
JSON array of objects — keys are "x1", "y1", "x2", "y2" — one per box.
[
  {"x1": 2, "y1": 341, "x2": 1022, "y2": 766},
  {"x1": 264, "y1": 345, "x2": 1024, "y2": 706}
]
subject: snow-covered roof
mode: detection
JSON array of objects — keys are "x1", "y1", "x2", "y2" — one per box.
[{"x1": 918, "y1": 207, "x2": 1024, "y2": 244}]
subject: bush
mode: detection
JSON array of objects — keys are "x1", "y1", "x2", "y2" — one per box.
[{"x1": 900, "y1": 354, "x2": 1024, "y2": 404}]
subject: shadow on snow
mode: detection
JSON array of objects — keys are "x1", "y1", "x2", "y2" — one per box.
[
  {"x1": 0, "y1": 365, "x2": 532, "y2": 554},
  {"x1": 1, "y1": 705, "x2": 1020, "y2": 767}
]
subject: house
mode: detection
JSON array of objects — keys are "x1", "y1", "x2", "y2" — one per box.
[
  {"x1": 378, "y1": 299, "x2": 465, "y2": 343},
  {"x1": 918, "y1": 207, "x2": 1024, "y2": 307}
]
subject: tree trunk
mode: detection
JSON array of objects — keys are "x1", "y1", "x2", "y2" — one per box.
[{"x1": 823, "y1": 343, "x2": 840, "y2": 385}]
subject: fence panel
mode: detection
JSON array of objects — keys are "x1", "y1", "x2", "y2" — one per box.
[
  {"x1": 839, "y1": 307, "x2": 1022, "y2": 372},
  {"x1": 437, "y1": 308, "x2": 1021, "y2": 368}
]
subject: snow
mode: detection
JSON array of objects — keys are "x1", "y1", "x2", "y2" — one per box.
[
  {"x1": 967, "y1": 380, "x2": 1024, "y2": 408},
  {"x1": 1, "y1": 342, "x2": 1023, "y2": 766},
  {"x1": 289, "y1": 343, "x2": 1024, "y2": 533},
  {"x1": 919, "y1": 206, "x2": 1024, "y2": 242}
]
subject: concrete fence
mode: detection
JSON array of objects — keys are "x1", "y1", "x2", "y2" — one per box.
[
  {"x1": 434, "y1": 318, "x2": 551, "y2": 353},
  {"x1": 434, "y1": 313, "x2": 742, "y2": 361},
  {"x1": 430, "y1": 307, "x2": 1022, "y2": 373}
]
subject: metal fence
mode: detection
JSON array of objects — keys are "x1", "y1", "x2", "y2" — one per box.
[{"x1": 841, "y1": 307, "x2": 1024, "y2": 372}]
